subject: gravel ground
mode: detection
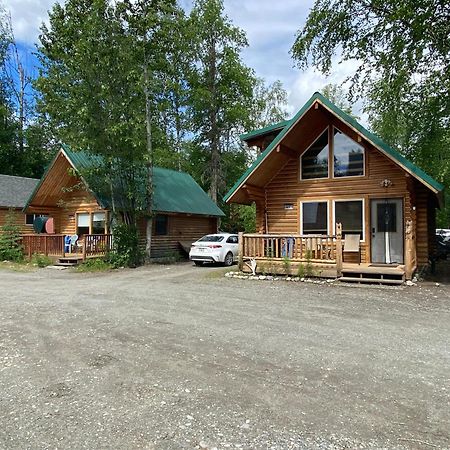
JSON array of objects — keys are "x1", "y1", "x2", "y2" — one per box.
[{"x1": 0, "y1": 262, "x2": 449, "y2": 450}]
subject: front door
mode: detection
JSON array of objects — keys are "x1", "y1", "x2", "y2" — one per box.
[{"x1": 370, "y1": 198, "x2": 404, "y2": 264}]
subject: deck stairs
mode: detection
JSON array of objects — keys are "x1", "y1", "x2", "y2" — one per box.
[
  {"x1": 339, "y1": 264, "x2": 405, "y2": 285},
  {"x1": 56, "y1": 256, "x2": 84, "y2": 267}
]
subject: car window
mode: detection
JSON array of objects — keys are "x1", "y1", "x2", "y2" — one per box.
[
  {"x1": 226, "y1": 236, "x2": 238, "y2": 244},
  {"x1": 198, "y1": 235, "x2": 224, "y2": 242}
]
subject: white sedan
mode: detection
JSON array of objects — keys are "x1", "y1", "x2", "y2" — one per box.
[{"x1": 189, "y1": 233, "x2": 239, "y2": 266}]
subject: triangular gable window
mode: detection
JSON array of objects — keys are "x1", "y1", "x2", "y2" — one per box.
[{"x1": 300, "y1": 129, "x2": 329, "y2": 179}]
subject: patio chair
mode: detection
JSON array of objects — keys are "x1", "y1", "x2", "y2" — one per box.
[
  {"x1": 70, "y1": 234, "x2": 79, "y2": 253},
  {"x1": 64, "y1": 235, "x2": 71, "y2": 253},
  {"x1": 343, "y1": 234, "x2": 361, "y2": 264}
]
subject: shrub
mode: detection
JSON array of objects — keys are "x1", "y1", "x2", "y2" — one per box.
[
  {"x1": 282, "y1": 256, "x2": 291, "y2": 275},
  {"x1": 31, "y1": 253, "x2": 52, "y2": 268},
  {"x1": 0, "y1": 211, "x2": 23, "y2": 262},
  {"x1": 106, "y1": 223, "x2": 143, "y2": 268},
  {"x1": 77, "y1": 258, "x2": 113, "y2": 272}
]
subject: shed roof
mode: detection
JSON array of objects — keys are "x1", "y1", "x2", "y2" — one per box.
[
  {"x1": 225, "y1": 92, "x2": 444, "y2": 203},
  {"x1": 0, "y1": 174, "x2": 39, "y2": 208},
  {"x1": 26, "y1": 146, "x2": 224, "y2": 217}
]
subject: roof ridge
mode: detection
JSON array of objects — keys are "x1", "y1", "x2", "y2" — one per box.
[{"x1": 0, "y1": 174, "x2": 40, "y2": 181}]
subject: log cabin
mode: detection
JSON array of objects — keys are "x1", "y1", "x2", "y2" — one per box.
[
  {"x1": 225, "y1": 92, "x2": 444, "y2": 283},
  {"x1": 23, "y1": 145, "x2": 224, "y2": 261},
  {"x1": 0, "y1": 174, "x2": 39, "y2": 233}
]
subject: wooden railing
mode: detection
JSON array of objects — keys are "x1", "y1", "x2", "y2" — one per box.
[
  {"x1": 240, "y1": 233, "x2": 338, "y2": 261},
  {"x1": 83, "y1": 234, "x2": 113, "y2": 259},
  {"x1": 21, "y1": 234, "x2": 65, "y2": 258},
  {"x1": 238, "y1": 225, "x2": 344, "y2": 275}
]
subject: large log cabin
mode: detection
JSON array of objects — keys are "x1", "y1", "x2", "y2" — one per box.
[
  {"x1": 23, "y1": 146, "x2": 224, "y2": 260},
  {"x1": 225, "y1": 92, "x2": 444, "y2": 282}
]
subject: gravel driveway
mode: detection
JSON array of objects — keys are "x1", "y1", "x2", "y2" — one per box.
[{"x1": 0, "y1": 263, "x2": 449, "y2": 450}]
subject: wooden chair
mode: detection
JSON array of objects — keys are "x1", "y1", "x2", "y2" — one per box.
[{"x1": 343, "y1": 234, "x2": 361, "y2": 264}]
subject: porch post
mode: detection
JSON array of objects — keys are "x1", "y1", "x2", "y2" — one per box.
[
  {"x1": 336, "y1": 223, "x2": 343, "y2": 277},
  {"x1": 238, "y1": 232, "x2": 244, "y2": 272},
  {"x1": 405, "y1": 219, "x2": 415, "y2": 280}
]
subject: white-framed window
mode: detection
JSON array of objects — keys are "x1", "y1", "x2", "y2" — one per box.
[
  {"x1": 76, "y1": 213, "x2": 90, "y2": 235},
  {"x1": 332, "y1": 127, "x2": 365, "y2": 178},
  {"x1": 333, "y1": 199, "x2": 365, "y2": 241},
  {"x1": 92, "y1": 212, "x2": 106, "y2": 234},
  {"x1": 300, "y1": 128, "x2": 329, "y2": 180},
  {"x1": 300, "y1": 200, "x2": 329, "y2": 235}
]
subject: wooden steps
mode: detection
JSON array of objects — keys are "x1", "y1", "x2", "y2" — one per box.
[
  {"x1": 56, "y1": 256, "x2": 83, "y2": 267},
  {"x1": 339, "y1": 265, "x2": 405, "y2": 285}
]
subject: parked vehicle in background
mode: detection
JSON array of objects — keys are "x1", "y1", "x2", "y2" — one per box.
[
  {"x1": 435, "y1": 229, "x2": 450, "y2": 260},
  {"x1": 189, "y1": 233, "x2": 239, "y2": 266}
]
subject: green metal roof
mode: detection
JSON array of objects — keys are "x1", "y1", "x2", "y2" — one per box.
[
  {"x1": 225, "y1": 92, "x2": 444, "y2": 203},
  {"x1": 240, "y1": 120, "x2": 290, "y2": 141},
  {"x1": 25, "y1": 145, "x2": 224, "y2": 217}
]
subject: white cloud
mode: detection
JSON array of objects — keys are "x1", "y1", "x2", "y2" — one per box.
[{"x1": 4, "y1": 0, "x2": 55, "y2": 44}]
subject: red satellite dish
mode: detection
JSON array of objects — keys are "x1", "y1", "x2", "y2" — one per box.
[{"x1": 45, "y1": 217, "x2": 55, "y2": 234}]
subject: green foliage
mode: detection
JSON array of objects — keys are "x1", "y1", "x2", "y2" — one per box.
[
  {"x1": 31, "y1": 253, "x2": 52, "y2": 268},
  {"x1": 106, "y1": 223, "x2": 143, "y2": 268},
  {"x1": 296, "y1": 263, "x2": 306, "y2": 278},
  {"x1": 0, "y1": 211, "x2": 23, "y2": 262},
  {"x1": 282, "y1": 256, "x2": 291, "y2": 275},
  {"x1": 77, "y1": 258, "x2": 113, "y2": 272}
]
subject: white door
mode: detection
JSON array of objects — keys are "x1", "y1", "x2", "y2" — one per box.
[{"x1": 370, "y1": 199, "x2": 404, "y2": 264}]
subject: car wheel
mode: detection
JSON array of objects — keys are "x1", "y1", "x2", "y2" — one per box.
[
  {"x1": 194, "y1": 261, "x2": 203, "y2": 266},
  {"x1": 224, "y1": 252, "x2": 234, "y2": 267}
]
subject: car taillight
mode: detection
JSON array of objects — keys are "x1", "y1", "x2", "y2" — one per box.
[{"x1": 208, "y1": 244, "x2": 222, "y2": 248}]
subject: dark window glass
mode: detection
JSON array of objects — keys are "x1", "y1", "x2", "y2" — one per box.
[
  {"x1": 25, "y1": 214, "x2": 34, "y2": 225},
  {"x1": 226, "y1": 236, "x2": 238, "y2": 244},
  {"x1": 199, "y1": 235, "x2": 224, "y2": 242},
  {"x1": 155, "y1": 215, "x2": 168, "y2": 236},
  {"x1": 333, "y1": 129, "x2": 364, "y2": 177},
  {"x1": 377, "y1": 203, "x2": 397, "y2": 232},
  {"x1": 301, "y1": 130, "x2": 329, "y2": 179},
  {"x1": 92, "y1": 212, "x2": 106, "y2": 234},
  {"x1": 302, "y1": 202, "x2": 328, "y2": 234},
  {"x1": 335, "y1": 201, "x2": 363, "y2": 238}
]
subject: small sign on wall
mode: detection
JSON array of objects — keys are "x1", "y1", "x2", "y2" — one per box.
[{"x1": 284, "y1": 203, "x2": 294, "y2": 210}]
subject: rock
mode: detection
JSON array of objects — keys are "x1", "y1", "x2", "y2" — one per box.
[
  {"x1": 225, "y1": 272, "x2": 232, "y2": 277},
  {"x1": 300, "y1": 278, "x2": 305, "y2": 282},
  {"x1": 406, "y1": 280, "x2": 416, "y2": 286},
  {"x1": 286, "y1": 277, "x2": 291, "y2": 281},
  {"x1": 259, "y1": 275, "x2": 266, "y2": 280},
  {"x1": 435, "y1": 282, "x2": 440, "y2": 287},
  {"x1": 199, "y1": 442, "x2": 208, "y2": 450}
]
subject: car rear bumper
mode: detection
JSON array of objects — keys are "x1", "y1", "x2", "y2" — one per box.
[{"x1": 189, "y1": 252, "x2": 221, "y2": 263}]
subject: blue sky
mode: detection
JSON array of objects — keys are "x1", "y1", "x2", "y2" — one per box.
[{"x1": 4, "y1": 0, "x2": 361, "y2": 118}]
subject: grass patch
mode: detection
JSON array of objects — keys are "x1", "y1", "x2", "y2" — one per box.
[
  {"x1": 0, "y1": 260, "x2": 36, "y2": 272},
  {"x1": 31, "y1": 254, "x2": 53, "y2": 268},
  {"x1": 76, "y1": 258, "x2": 113, "y2": 273}
]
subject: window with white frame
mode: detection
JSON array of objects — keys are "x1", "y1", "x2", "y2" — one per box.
[
  {"x1": 300, "y1": 130, "x2": 329, "y2": 179},
  {"x1": 301, "y1": 201, "x2": 328, "y2": 234},
  {"x1": 333, "y1": 129, "x2": 365, "y2": 177},
  {"x1": 92, "y1": 212, "x2": 106, "y2": 234},
  {"x1": 25, "y1": 213, "x2": 48, "y2": 225},
  {"x1": 77, "y1": 213, "x2": 90, "y2": 235},
  {"x1": 334, "y1": 200, "x2": 364, "y2": 239}
]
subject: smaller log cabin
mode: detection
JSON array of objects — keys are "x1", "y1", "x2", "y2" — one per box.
[
  {"x1": 24, "y1": 146, "x2": 224, "y2": 259},
  {"x1": 0, "y1": 174, "x2": 39, "y2": 233},
  {"x1": 225, "y1": 92, "x2": 444, "y2": 282}
]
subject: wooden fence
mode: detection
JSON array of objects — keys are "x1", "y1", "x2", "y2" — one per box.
[{"x1": 83, "y1": 234, "x2": 113, "y2": 258}]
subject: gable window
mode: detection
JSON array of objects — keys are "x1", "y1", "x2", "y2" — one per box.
[
  {"x1": 77, "y1": 213, "x2": 90, "y2": 235},
  {"x1": 301, "y1": 130, "x2": 329, "y2": 179},
  {"x1": 301, "y1": 201, "x2": 328, "y2": 235},
  {"x1": 333, "y1": 129, "x2": 364, "y2": 177},
  {"x1": 155, "y1": 215, "x2": 168, "y2": 236},
  {"x1": 334, "y1": 200, "x2": 364, "y2": 240}
]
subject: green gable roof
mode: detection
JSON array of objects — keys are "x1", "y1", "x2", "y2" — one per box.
[
  {"x1": 240, "y1": 120, "x2": 290, "y2": 142},
  {"x1": 224, "y1": 92, "x2": 443, "y2": 203},
  {"x1": 26, "y1": 145, "x2": 224, "y2": 217}
]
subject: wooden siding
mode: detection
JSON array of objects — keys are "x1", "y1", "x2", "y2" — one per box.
[
  {"x1": 138, "y1": 214, "x2": 218, "y2": 258},
  {"x1": 26, "y1": 152, "x2": 105, "y2": 236},
  {"x1": 0, "y1": 208, "x2": 33, "y2": 235}
]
